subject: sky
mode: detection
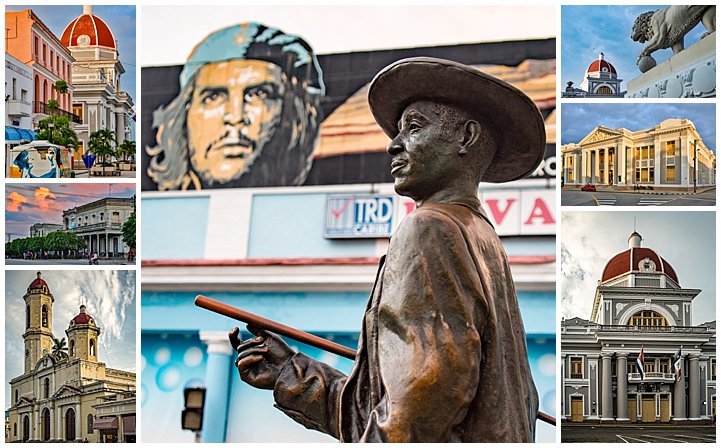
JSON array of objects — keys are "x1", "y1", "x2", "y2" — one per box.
[
  {"x1": 5, "y1": 183, "x2": 135, "y2": 238},
  {"x1": 5, "y1": 4, "x2": 137, "y2": 105},
  {"x1": 561, "y1": 211, "x2": 715, "y2": 326},
  {"x1": 5, "y1": 270, "x2": 136, "y2": 408},
  {"x1": 141, "y1": 5, "x2": 555, "y2": 66},
  {"x1": 561, "y1": 5, "x2": 710, "y2": 91},
  {"x1": 561, "y1": 103, "x2": 716, "y2": 153}
]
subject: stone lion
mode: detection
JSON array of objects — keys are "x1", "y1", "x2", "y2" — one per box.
[{"x1": 631, "y1": 5, "x2": 715, "y2": 67}]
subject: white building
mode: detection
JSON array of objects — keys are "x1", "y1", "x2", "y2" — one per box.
[
  {"x1": 561, "y1": 232, "x2": 715, "y2": 424},
  {"x1": 562, "y1": 53, "x2": 625, "y2": 98},
  {"x1": 5, "y1": 53, "x2": 35, "y2": 164},
  {"x1": 562, "y1": 118, "x2": 716, "y2": 191},
  {"x1": 60, "y1": 6, "x2": 134, "y2": 164},
  {"x1": 30, "y1": 223, "x2": 63, "y2": 237},
  {"x1": 62, "y1": 197, "x2": 135, "y2": 258}
]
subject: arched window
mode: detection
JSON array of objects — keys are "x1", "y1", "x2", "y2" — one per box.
[
  {"x1": 15, "y1": 390, "x2": 18, "y2": 403},
  {"x1": 13, "y1": 422, "x2": 17, "y2": 436},
  {"x1": 597, "y1": 86, "x2": 613, "y2": 95},
  {"x1": 44, "y1": 378, "x2": 50, "y2": 398},
  {"x1": 90, "y1": 339, "x2": 95, "y2": 356},
  {"x1": 42, "y1": 408, "x2": 51, "y2": 441},
  {"x1": 26, "y1": 306, "x2": 30, "y2": 329},
  {"x1": 65, "y1": 408, "x2": 76, "y2": 441},
  {"x1": 42, "y1": 305, "x2": 48, "y2": 327},
  {"x1": 69, "y1": 340, "x2": 75, "y2": 357},
  {"x1": 23, "y1": 415, "x2": 30, "y2": 442},
  {"x1": 87, "y1": 414, "x2": 94, "y2": 433},
  {"x1": 629, "y1": 310, "x2": 668, "y2": 327}
]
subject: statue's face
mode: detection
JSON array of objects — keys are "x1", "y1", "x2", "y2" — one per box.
[
  {"x1": 387, "y1": 101, "x2": 463, "y2": 201},
  {"x1": 187, "y1": 59, "x2": 285, "y2": 184}
]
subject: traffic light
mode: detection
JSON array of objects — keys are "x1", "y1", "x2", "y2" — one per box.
[{"x1": 181, "y1": 387, "x2": 206, "y2": 431}]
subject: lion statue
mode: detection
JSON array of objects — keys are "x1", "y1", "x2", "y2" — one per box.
[{"x1": 631, "y1": 5, "x2": 715, "y2": 70}]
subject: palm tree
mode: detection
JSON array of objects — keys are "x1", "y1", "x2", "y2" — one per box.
[
  {"x1": 88, "y1": 129, "x2": 117, "y2": 175},
  {"x1": 36, "y1": 115, "x2": 79, "y2": 148},
  {"x1": 117, "y1": 140, "x2": 136, "y2": 167},
  {"x1": 52, "y1": 336, "x2": 69, "y2": 360}
]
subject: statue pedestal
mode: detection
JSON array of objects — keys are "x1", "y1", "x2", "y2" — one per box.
[{"x1": 627, "y1": 32, "x2": 715, "y2": 98}]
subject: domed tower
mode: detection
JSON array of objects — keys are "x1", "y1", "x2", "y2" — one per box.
[
  {"x1": 580, "y1": 53, "x2": 624, "y2": 97},
  {"x1": 590, "y1": 231, "x2": 699, "y2": 326},
  {"x1": 23, "y1": 272, "x2": 55, "y2": 373},
  {"x1": 65, "y1": 305, "x2": 101, "y2": 363}
]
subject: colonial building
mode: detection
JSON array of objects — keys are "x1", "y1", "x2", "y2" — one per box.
[
  {"x1": 60, "y1": 5, "x2": 134, "y2": 162},
  {"x1": 62, "y1": 196, "x2": 134, "y2": 258},
  {"x1": 5, "y1": 9, "x2": 78, "y2": 129},
  {"x1": 562, "y1": 118, "x2": 716, "y2": 190},
  {"x1": 30, "y1": 223, "x2": 63, "y2": 238},
  {"x1": 561, "y1": 232, "x2": 716, "y2": 424},
  {"x1": 562, "y1": 53, "x2": 625, "y2": 98},
  {"x1": 5, "y1": 53, "x2": 36, "y2": 163},
  {"x1": 6, "y1": 272, "x2": 135, "y2": 442}
]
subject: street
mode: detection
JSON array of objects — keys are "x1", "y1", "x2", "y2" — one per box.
[
  {"x1": 562, "y1": 424, "x2": 716, "y2": 443},
  {"x1": 562, "y1": 188, "x2": 716, "y2": 206},
  {"x1": 6, "y1": 258, "x2": 134, "y2": 265}
]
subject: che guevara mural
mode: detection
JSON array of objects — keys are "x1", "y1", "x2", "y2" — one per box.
[{"x1": 142, "y1": 22, "x2": 556, "y2": 191}]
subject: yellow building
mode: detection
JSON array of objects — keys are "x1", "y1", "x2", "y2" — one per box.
[{"x1": 6, "y1": 272, "x2": 135, "y2": 443}]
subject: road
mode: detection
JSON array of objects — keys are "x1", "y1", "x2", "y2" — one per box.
[
  {"x1": 562, "y1": 188, "x2": 715, "y2": 206},
  {"x1": 562, "y1": 425, "x2": 716, "y2": 443},
  {"x1": 6, "y1": 258, "x2": 134, "y2": 265}
]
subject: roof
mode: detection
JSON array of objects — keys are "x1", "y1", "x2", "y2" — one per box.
[
  {"x1": 61, "y1": 9, "x2": 116, "y2": 49},
  {"x1": 27, "y1": 272, "x2": 49, "y2": 293},
  {"x1": 587, "y1": 59, "x2": 617, "y2": 76},
  {"x1": 602, "y1": 247, "x2": 678, "y2": 284}
]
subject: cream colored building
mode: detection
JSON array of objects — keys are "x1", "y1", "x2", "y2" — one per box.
[
  {"x1": 6, "y1": 272, "x2": 135, "y2": 443},
  {"x1": 63, "y1": 196, "x2": 134, "y2": 258},
  {"x1": 562, "y1": 118, "x2": 715, "y2": 191}
]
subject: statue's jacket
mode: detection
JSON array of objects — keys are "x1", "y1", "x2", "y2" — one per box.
[{"x1": 273, "y1": 197, "x2": 539, "y2": 442}]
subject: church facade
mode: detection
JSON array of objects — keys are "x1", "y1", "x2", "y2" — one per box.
[
  {"x1": 561, "y1": 118, "x2": 716, "y2": 191},
  {"x1": 561, "y1": 232, "x2": 716, "y2": 424},
  {"x1": 6, "y1": 272, "x2": 135, "y2": 443}
]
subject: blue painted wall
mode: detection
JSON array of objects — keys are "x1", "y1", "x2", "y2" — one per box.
[{"x1": 142, "y1": 197, "x2": 210, "y2": 259}]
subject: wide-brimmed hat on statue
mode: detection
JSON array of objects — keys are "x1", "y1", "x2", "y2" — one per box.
[{"x1": 368, "y1": 57, "x2": 546, "y2": 183}]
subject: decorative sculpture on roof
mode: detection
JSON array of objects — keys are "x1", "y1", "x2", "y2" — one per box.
[{"x1": 632, "y1": 5, "x2": 716, "y2": 73}]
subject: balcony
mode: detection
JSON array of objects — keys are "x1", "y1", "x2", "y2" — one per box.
[
  {"x1": 70, "y1": 222, "x2": 124, "y2": 233},
  {"x1": 628, "y1": 372, "x2": 675, "y2": 383},
  {"x1": 598, "y1": 325, "x2": 712, "y2": 334},
  {"x1": 33, "y1": 101, "x2": 81, "y2": 123},
  {"x1": 7, "y1": 100, "x2": 31, "y2": 117}
]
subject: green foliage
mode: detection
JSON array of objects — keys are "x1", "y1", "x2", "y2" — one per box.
[
  {"x1": 89, "y1": 129, "x2": 117, "y2": 174},
  {"x1": 47, "y1": 99, "x2": 59, "y2": 115},
  {"x1": 52, "y1": 336, "x2": 69, "y2": 360},
  {"x1": 54, "y1": 80, "x2": 69, "y2": 95},
  {"x1": 5, "y1": 231, "x2": 85, "y2": 259},
  {"x1": 36, "y1": 115, "x2": 79, "y2": 148},
  {"x1": 117, "y1": 140, "x2": 136, "y2": 163},
  {"x1": 122, "y1": 212, "x2": 136, "y2": 249}
]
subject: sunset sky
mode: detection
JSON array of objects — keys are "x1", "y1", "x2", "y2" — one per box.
[{"x1": 5, "y1": 183, "x2": 135, "y2": 239}]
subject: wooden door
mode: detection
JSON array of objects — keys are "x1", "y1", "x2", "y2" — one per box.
[
  {"x1": 571, "y1": 397, "x2": 583, "y2": 422},
  {"x1": 628, "y1": 396, "x2": 637, "y2": 423},
  {"x1": 641, "y1": 396, "x2": 655, "y2": 423},
  {"x1": 660, "y1": 396, "x2": 670, "y2": 422}
]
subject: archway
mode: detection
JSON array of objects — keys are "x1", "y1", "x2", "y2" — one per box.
[
  {"x1": 22, "y1": 415, "x2": 29, "y2": 442},
  {"x1": 66, "y1": 408, "x2": 76, "y2": 441},
  {"x1": 42, "y1": 408, "x2": 51, "y2": 441}
]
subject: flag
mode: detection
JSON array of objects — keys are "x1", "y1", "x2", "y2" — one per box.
[
  {"x1": 673, "y1": 348, "x2": 683, "y2": 382},
  {"x1": 636, "y1": 347, "x2": 645, "y2": 381}
]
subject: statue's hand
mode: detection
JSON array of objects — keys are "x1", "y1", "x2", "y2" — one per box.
[{"x1": 229, "y1": 325, "x2": 295, "y2": 390}]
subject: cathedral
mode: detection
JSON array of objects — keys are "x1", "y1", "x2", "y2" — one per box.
[
  {"x1": 562, "y1": 53, "x2": 625, "y2": 98},
  {"x1": 561, "y1": 232, "x2": 716, "y2": 424},
  {"x1": 6, "y1": 272, "x2": 135, "y2": 443}
]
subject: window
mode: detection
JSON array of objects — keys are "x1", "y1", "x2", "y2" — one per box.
[
  {"x1": 87, "y1": 414, "x2": 94, "y2": 433},
  {"x1": 629, "y1": 310, "x2": 668, "y2": 327},
  {"x1": 597, "y1": 86, "x2": 612, "y2": 95},
  {"x1": 112, "y1": 212, "x2": 121, "y2": 223},
  {"x1": 712, "y1": 359, "x2": 716, "y2": 380},
  {"x1": 90, "y1": 339, "x2": 95, "y2": 356},
  {"x1": 13, "y1": 422, "x2": 17, "y2": 436},
  {"x1": 644, "y1": 361, "x2": 656, "y2": 373},
  {"x1": 634, "y1": 145, "x2": 655, "y2": 184},
  {"x1": 13, "y1": 78, "x2": 17, "y2": 100},
  {"x1": 21, "y1": 89, "x2": 28, "y2": 102},
  {"x1": 42, "y1": 305, "x2": 48, "y2": 327},
  {"x1": 26, "y1": 306, "x2": 30, "y2": 329},
  {"x1": 666, "y1": 166, "x2": 676, "y2": 183},
  {"x1": 44, "y1": 378, "x2": 50, "y2": 398},
  {"x1": 571, "y1": 358, "x2": 583, "y2": 379},
  {"x1": 666, "y1": 141, "x2": 676, "y2": 161},
  {"x1": 69, "y1": 339, "x2": 75, "y2": 357},
  {"x1": 73, "y1": 104, "x2": 83, "y2": 122},
  {"x1": 66, "y1": 408, "x2": 76, "y2": 441},
  {"x1": 15, "y1": 390, "x2": 18, "y2": 403},
  {"x1": 34, "y1": 37, "x2": 39, "y2": 60}
]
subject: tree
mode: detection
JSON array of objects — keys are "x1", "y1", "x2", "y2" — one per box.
[
  {"x1": 88, "y1": 129, "x2": 117, "y2": 175},
  {"x1": 36, "y1": 115, "x2": 79, "y2": 148},
  {"x1": 47, "y1": 99, "x2": 59, "y2": 115},
  {"x1": 54, "y1": 80, "x2": 68, "y2": 95},
  {"x1": 52, "y1": 336, "x2": 69, "y2": 360},
  {"x1": 117, "y1": 140, "x2": 136, "y2": 163},
  {"x1": 122, "y1": 212, "x2": 136, "y2": 250}
]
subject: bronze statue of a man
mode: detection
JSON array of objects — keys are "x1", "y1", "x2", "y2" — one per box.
[{"x1": 229, "y1": 57, "x2": 545, "y2": 442}]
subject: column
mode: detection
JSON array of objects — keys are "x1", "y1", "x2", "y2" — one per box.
[
  {"x1": 561, "y1": 355, "x2": 566, "y2": 420},
  {"x1": 673, "y1": 355, "x2": 687, "y2": 421},
  {"x1": 116, "y1": 112, "x2": 125, "y2": 142},
  {"x1": 601, "y1": 353, "x2": 614, "y2": 420},
  {"x1": 199, "y1": 331, "x2": 234, "y2": 443},
  {"x1": 688, "y1": 354, "x2": 700, "y2": 420},
  {"x1": 616, "y1": 353, "x2": 629, "y2": 421}
]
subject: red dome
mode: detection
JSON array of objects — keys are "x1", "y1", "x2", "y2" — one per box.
[
  {"x1": 71, "y1": 305, "x2": 93, "y2": 325},
  {"x1": 28, "y1": 272, "x2": 49, "y2": 292},
  {"x1": 61, "y1": 9, "x2": 116, "y2": 49},
  {"x1": 601, "y1": 247, "x2": 678, "y2": 284},
  {"x1": 587, "y1": 59, "x2": 617, "y2": 75}
]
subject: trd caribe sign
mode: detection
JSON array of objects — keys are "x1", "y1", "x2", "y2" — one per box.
[{"x1": 324, "y1": 194, "x2": 395, "y2": 238}]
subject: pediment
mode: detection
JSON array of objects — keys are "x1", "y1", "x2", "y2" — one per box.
[
  {"x1": 579, "y1": 127, "x2": 623, "y2": 145},
  {"x1": 52, "y1": 384, "x2": 82, "y2": 399}
]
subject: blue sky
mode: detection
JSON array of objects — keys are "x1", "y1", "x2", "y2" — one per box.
[
  {"x1": 6, "y1": 270, "x2": 136, "y2": 408},
  {"x1": 561, "y1": 5, "x2": 709, "y2": 91},
  {"x1": 6, "y1": 5, "x2": 136, "y2": 104},
  {"x1": 561, "y1": 103, "x2": 716, "y2": 153}
]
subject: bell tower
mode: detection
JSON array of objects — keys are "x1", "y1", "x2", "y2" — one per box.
[
  {"x1": 66, "y1": 305, "x2": 101, "y2": 362},
  {"x1": 22, "y1": 272, "x2": 55, "y2": 373}
]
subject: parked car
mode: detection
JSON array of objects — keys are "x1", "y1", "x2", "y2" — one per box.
[{"x1": 581, "y1": 184, "x2": 596, "y2": 192}]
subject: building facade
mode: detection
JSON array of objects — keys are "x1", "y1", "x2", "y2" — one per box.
[
  {"x1": 62, "y1": 197, "x2": 134, "y2": 258},
  {"x1": 561, "y1": 232, "x2": 716, "y2": 424},
  {"x1": 6, "y1": 272, "x2": 135, "y2": 442},
  {"x1": 60, "y1": 6, "x2": 134, "y2": 161},
  {"x1": 562, "y1": 118, "x2": 716, "y2": 190},
  {"x1": 5, "y1": 53, "x2": 36, "y2": 160},
  {"x1": 29, "y1": 223, "x2": 63, "y2": 238},
  {"x1": 5, "y1": 9, "x2": 78, "y2": 129},
  {"x1": 562, "y1": 53, "x2": 625, "y2": 98}
]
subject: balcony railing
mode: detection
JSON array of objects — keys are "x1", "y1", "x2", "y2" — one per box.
[
  {"x1": 68, "y1": 222, "x2": 123, "y2": 232},
  {"x1": 33, "y1": 101, "x2": 81, "y2": 123},
  {"x1": 598, "y1": 325, "x2": 712, "y2": 334},
  {"x1": 7, "y1": 99, "x2": 32, "y2": 117},
  {"x1": 628, "y1": 372, "x2": 675, "y2": 383}
]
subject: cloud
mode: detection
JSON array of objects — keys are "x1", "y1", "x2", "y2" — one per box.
[
  {"x1": 34, "y1": 187, "x2": 57, "y2": 210},
  {"x1": 7, "y1": 192, "x2": 29, "y2": 212}
]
